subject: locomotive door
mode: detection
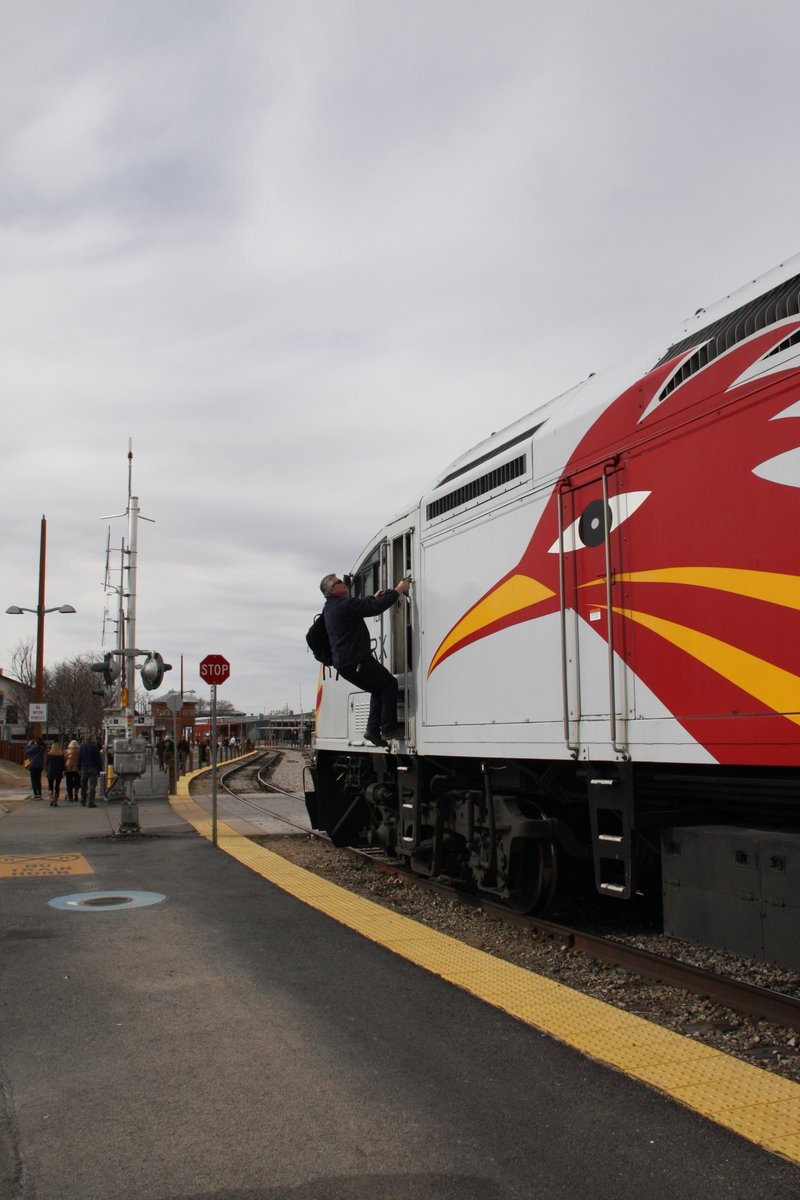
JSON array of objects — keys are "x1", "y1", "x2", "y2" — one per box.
[{"x1": 557, "y1": 461, "x2": 632, "y2": 758}]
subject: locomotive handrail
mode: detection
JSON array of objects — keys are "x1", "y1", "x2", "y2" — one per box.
[
  {"x1": 404, "y1": 531, "x2": 411, "y2": 739},
  {"x1": 557, "y1": 485, "x2": 580, "y2": 756},
  {"x1": 379, "y1": 539, "x2": 389, "y2": 664},
  {"x1": 602, "y1": 467, "x2": 627, "y2": 757}
]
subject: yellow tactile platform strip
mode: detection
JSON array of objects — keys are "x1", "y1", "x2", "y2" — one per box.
[{"x1": 173, "y1": 776, "x2": 800, "y2": 1164}]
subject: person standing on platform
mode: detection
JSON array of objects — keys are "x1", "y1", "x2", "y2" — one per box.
[
  {"x1": 64, "y1": 740, "x2": 81, "y2": 802},
  {"x1": 178, "y1": 736, "x2": 189, "y2": 773},
  {"x1": 78, "y1": 734, "x2": 102, "y2": 807},
  {"x1": 46, "y1": 742, "x2": 66, "y2": 806},
  {"x1": 320, "y1": 572, "x2": 411, "y2": 745},
  {"x1": 25, "y1": 736, "x2": 45, "y2": 800}
]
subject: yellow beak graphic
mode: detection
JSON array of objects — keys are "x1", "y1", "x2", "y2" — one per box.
[{"x1": 428, "y1": 573, "x2": 555, "y2": 675}]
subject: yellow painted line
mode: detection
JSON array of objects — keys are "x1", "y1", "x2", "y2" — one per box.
[
  {"x1": 0, "y1": 852, "x2": 94, "y2": 878},
  {"x1": 173, "y1": 773, "x2": 800, "y2": 1164}
]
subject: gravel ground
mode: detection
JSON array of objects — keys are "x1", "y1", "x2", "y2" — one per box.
[{"x1": 213, "y1": 751, "x2": 800, "y2": 1084}]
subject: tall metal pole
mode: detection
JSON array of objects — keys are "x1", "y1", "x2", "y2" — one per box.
[
  {"x1": 117, "y1": 539, "x2": 125, "y2": 710},
  {"x1": 125, "y1": 496, "x2": 139, "y2": 740},
  {"x1": 99, "y1": 442, "x2": 155, "y2": 833},
  {"x1": 119, "y1": 452, "x2": 141, "y2": 831},
  {"x1": 211, "y1": 684, "x2": 218, "y2": 846},
  {"x1": 33, "y1": 516, "x2": 46, "y2": 740}
]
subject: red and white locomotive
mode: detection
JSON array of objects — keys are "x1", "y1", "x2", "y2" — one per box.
[{"x1": 308, "y1": 255, "x2": 800, "y2": 919}]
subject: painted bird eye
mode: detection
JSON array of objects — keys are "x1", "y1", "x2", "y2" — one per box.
[
  {"x1": 578, "y1": 499, "x2": 609, "y2": 547},
  {"x1": 548, "y1": 490, "x2": 651, "y2": 554}
]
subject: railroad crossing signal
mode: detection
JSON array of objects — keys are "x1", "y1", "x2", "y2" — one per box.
[
  {"x1": 199, "y1": 654, "x2": 230, "y2": 686},
  {"x1": 141, "y1": 651, "x2": 170, "y2": 691}
]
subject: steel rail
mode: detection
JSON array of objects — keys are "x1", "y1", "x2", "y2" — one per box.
[
  {"x1": 216, "y1": 752, "x2": 322, "y2": 838},
  {"x1": 481, "y1": 900, "x2": 800, "y2": 1032}
]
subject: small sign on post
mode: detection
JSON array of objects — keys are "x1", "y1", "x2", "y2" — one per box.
[
  {"x1": 29, "y1": 702, "x2": 48, "y2": 723},
  {"x1": 199, "y1": 656, "x2": 230, "y2": 847}
]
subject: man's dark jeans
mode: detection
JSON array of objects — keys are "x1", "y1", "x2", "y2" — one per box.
[
  {"x1": 335, "y1": 656, "x2": 399, "y2": 735},
  {"x1": 80, "y1": 770, "x2": 99, "y2": 805}
]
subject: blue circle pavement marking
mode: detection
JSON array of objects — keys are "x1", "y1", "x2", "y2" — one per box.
[{"x1": 48, "y1": 890, "x2": 166, "y2": 911}]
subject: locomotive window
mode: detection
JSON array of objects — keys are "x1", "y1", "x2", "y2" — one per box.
[{"x1": 352, "y1": 547, "x2": 381, "y2": 598}]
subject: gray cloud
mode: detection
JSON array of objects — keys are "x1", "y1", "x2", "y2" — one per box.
[{"x1": 2, "y1": 0, "x2": 799, "y2": 712}]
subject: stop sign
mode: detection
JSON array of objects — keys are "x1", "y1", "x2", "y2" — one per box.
[{"x1": 199, "y1": 654, "x2": 230, "y2": 685}]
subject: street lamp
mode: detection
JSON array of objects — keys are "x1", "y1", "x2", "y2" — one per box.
[
  {"x1": 6, "y1": 606, "x2": 77, "y2": 614},
  {"x1": 5, "y1": 516, "x2": 76, "y2": 737}
]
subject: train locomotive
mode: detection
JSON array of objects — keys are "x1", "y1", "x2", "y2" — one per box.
[{"x1": 307, "y1": 255, "x2": 800, "y2": 919}]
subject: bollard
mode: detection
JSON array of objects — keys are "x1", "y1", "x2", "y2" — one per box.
[{"x1": 119, "y1": 799, "x2": 140, "y2": 832}]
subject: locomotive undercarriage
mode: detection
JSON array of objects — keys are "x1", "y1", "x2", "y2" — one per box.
[
  {"x1": 307, "y1": 749, "x2": 800, "y2": 915},
  {"x1": 310, "y1": 750, "x2": 590, "y2": 913}
]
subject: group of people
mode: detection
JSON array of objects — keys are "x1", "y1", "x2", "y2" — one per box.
[
  {"x1": 154, "y1": 734, "x2": 246, "y2": 773},
  {"x1": 23, "y1": 569, "x2": 402, "y2": 807},
  {"x1": 155, "y1": 734, "x2": 204, "y2": 773},
  {"x1": 24, "y1": 734, "x2": 102, "y2": 807}
]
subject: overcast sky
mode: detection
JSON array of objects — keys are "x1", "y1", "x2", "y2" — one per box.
[{"x1": 2, "y1": 0, "x2": 798, "y2": 716}]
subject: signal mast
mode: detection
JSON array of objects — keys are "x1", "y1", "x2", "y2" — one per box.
[{"x1": 96, "y1": 442, "x2": 169, "y2": 832}]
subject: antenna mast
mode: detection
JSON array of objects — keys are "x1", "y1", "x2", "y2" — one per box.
[{"x1": 98, "y1": 441, "x2": 156, "y2": 834}]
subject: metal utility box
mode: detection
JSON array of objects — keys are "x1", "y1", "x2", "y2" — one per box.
[
  {"x1": 112, "y1": 737, "x2": 148, "y2": 778},
  {"x1": 661, "y1": 826, "x2": 800, "y2": 971}
]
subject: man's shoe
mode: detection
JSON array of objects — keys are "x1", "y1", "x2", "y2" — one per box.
[
  {"x1": 364, "y1": 731, "x2": 384, "y2": 747},
  {"x1": 382, "y1": 725, "x2": 405, "y2": 740}
]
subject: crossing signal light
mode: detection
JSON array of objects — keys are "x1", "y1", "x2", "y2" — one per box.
[
  {"x1": 91, "y1": 653, "x2": 121, "y2": 687},
  {"x1": 140, "y1": 652, "x2": 171, "y2": 691}
]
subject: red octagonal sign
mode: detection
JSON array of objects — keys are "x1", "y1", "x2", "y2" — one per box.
[{"x1": 199, "y1": 654, "x2": 231, "y2": 685}]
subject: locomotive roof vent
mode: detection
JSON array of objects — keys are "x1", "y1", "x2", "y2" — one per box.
[
  {"x1": 436, "y1": 421, "x2": 543, "y2": 488},
  {"x1": 654, "y1": 271, "x2": 800, "y2": 404},
  {"x1": 765, "y1": 326, "x2": 800, "y2": 358},
  {"x1": 426, "y1": 453, "x2": 527, "y2": 522}
]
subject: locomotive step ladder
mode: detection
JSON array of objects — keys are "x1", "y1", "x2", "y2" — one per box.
[
  {"x1": 397, "y1": 763, "x2": 443, "y2": 876},
  {"x1": 398, "y1": 761, "x2": 419, "y2": 848},
  {"x1": 587, "y1": 767, "x2": 636, "y2": 899}
]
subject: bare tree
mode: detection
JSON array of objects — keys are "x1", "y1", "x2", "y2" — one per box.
[
  {"x1": 45, "y1": 655, "x2": 105, "y2": 741},
  {"x1": 10, "y1": 638, "x2": 36, "y2": 688}
]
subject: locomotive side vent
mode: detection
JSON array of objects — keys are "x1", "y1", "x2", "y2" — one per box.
[
  {"x1": 654, "y1": 270, "x2": 800, "y2": 404},
  {"x1": 765, "y1": 327, "x2": 800, "y2": 358},
  {"x1": 426, "y1": 454, "x2": 527, "y2": 521}
]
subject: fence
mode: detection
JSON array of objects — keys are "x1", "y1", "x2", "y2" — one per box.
[{"x1": 0, "y1": 742, "x2": 27, "y2": 766}]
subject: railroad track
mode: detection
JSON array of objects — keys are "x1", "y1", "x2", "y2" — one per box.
[
  {"x1": 217, "y1": 751, "x2": 314, "y2": 835},
  {"x1": 208, "y1": 753, "x2": 800, "y2": 1034}
]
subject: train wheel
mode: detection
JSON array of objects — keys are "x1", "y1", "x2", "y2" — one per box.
[{"x1": 506, "y1": 817, "x2": 558, "y2": 914}]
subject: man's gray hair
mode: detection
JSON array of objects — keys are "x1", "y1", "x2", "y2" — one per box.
[{"x1": 319, "y1": 573, "x2": 337, "y2": 597}]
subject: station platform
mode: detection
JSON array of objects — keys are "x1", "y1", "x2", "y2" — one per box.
[{"x1": 2, "y1": 760, "x2": 800, "y2": 1199}]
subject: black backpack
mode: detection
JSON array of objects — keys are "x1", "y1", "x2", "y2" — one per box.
[{"x1": 306, "y1": 613, "x2": 333, "y2": 667}]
